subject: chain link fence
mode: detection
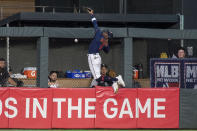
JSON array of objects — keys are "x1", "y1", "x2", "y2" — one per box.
[
  {"x1": 48, "y1": 38, "x2": 123, "y2": 88},
  {"x1": 132, "y1": 38, "x2": 197, "y2": 88},
  {"x1": 0, "y1": 37, "x2": 37, "y2": 87},
  {"x1": 0, "y1": 37, "x2": 124, "y2": 88}
]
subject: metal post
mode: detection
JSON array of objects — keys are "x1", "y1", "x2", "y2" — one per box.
[
  {"x1": 178, "y1": 14, "x2": 184, "y2": 47},
  {"x1": 37, "y1": 37, "x2": 49, "y2": 88},
  {"x1": 6, "y1": 24, "x2": 10, "y2": 72},
  {"x1": 124, "y1": 0, "x2": 127, "y2": 15},
  {"x1": 119, "y1": 0, "x2": 124, "y2": 14},
  {"x1": 42, "y1": 6, "x2": 45, "y2": 13},
  {"x1": 123, "y1": 37, "x2": 133, "y2": 87},
  {"x1": 78, "y1": 0, "x2": 80, "y2": 13},
  {"x1": 52, "y1": 8, "x2": 55, "y2": 14}
]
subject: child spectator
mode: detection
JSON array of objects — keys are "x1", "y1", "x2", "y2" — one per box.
[
  {"x1": 96, "y1": 64, "x2": 125, "y2": 93},
  {"x1": 48, "y1": 71, "x2": 59, "y2": 88},
  {"x1": 96, "y1": 64, "x2": 118, "y2": 87}
]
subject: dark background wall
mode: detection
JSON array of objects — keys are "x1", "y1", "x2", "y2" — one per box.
[
  {"x1": 0, "y1": 38, "x2": 37, "y2": 73},
  {"x1": 181, "y1": 0, "x2": 197, "y2": 62},
  {"x1": 48, "y1": 38, "x2": 123, "y2": 75},
  {"x1": 35, "y1": 0, "x2": 119, "y2": 13},
  {"x1": 127, "y1": 0, "x2": 180, "y2": 14},
  {"x1": 182, "y1": 0, "x2": 197, "y2": 29},
  {"x1": 35, "y1": 0, "x2": 78, "y2": 12},
  {"x1": 79, "y1": 0, "x2": 119, "y2": 13},
  {"x1": 35, "y1": 0, "x2": 180, "y2": 14}
]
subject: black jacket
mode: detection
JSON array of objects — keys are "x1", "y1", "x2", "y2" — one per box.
[
  {"x1": 96, "y1": 75, "x2": 118, "y2": 86},
  {"x1": 0, "y1": 68, "x2": 9, "y2": 87}
]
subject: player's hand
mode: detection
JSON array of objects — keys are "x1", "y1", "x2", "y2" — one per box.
[
  {"x1": 112, "y1": 82, "x2": 119, "y2": 94},
  {"x1": 87, "y1": 8, "x2": 94, "y2": 15},
  {"x1": 114, "y1": 87, "x2": 118, "y2": 94}
]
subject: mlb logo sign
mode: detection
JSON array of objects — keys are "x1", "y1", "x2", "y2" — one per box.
[
  {"x1": 184, "y1": 63, "x2": 197, "y2": 88},
  {"x1": 151, "y1": 58, "x2": 197, "y2": 88},
  {"x1": 150, "y1": 59, "x2": 181, "y2": 88}
]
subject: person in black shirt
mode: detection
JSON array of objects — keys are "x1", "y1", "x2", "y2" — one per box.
[
  {"x1": 0, "y1": 58, "x2": 17, "y2": 87},
  {"x1": 96, "y1": 64, "x2": 118, "y2": 86},
  {"x1": 96, "y1": 64, "x2": 119, "y2": 93}
]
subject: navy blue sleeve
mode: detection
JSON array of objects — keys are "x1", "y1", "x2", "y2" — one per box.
[
  {"x1": 91, "y1": 14, "x2": 99, "y2": 32},
  {"x1": 111, "y1": 77, "x2": 118, "y2": 82},
  {"x1": 96, "y1": 77, "x2": 102, "y2": 82},
  {"x1": 103, "y1": 45, "x2": 109, "y2": 53},
  {"x1": 104, "y1": 76, "x2": 118, "y2": 82}
]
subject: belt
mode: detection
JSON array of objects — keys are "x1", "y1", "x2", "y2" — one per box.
[{"x1": 88, "y1": 53, "x2": 99, "y2": 55}]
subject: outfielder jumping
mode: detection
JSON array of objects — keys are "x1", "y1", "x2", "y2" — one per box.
[
  {"x1": 87, "y1": 8, "x2": 125, "y2": 91},
  {"x1": 87, "y1": 9, "x2": 113, "y2": 87}
]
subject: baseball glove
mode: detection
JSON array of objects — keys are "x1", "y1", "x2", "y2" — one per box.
[{"x1": 108, "y1": 69, "x2": 117, "y2": 78}]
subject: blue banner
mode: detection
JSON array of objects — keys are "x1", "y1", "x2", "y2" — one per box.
[
  {"x1": 150, "y1": 58, "x2": 197, "y2": 88},
  {"x1": 183, "y1": 61, "x2": 197, "y2": 88}
]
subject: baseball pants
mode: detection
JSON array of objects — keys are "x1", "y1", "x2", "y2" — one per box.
[{"x1": 88, "y1": 53, "x2": 101, "y2": 86}]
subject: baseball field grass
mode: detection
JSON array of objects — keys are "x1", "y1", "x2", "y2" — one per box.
[{"x1": 0, "y1": 129, "x2": 197, "y2": 131}]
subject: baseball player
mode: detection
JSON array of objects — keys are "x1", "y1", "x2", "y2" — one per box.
[{"x1": 87, "y1": 9, "x2": 113, "y2": 87}]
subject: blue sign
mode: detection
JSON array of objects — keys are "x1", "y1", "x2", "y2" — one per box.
[
  {"x1": 184, "y1": 62, "x2": 197, "y2": 88},
  {"x1": 150, "y1": 58, "x2": 197, "y2": 88}
]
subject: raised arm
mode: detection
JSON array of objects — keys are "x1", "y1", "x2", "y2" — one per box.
[{"x1": 88, "y1": 9, "x2": 99, "y2": 32}]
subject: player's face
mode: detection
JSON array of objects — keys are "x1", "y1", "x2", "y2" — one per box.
[
  {"x1": 102, "y1": 32, "x2": 109, "y2": 40},
  {"x1": 50, "y1": 73, "x2": 57, "y2": 81},
  {"x1": 101, "y1": 67, "x2": 108, "y2": 75},
  {"x1": 0, "y1": 61, "x2": 5, "y2": 68},
  {"x1": 178, "y1": 49, "x2": 185, "y2": 58}
]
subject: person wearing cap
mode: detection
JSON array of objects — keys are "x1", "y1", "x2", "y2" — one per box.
[
  {"x1": 0, "y1": 58, "x2": 17, "y2": 87},
  {"x1": 87, "y1": 9, "x2": 113, "y2": 87},
  {"x1": 96, "y1": 64, "x2": 119, "y2": 93}
]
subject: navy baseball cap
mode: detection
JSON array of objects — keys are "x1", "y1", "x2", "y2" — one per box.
[{"x1": 101, "y1": 64, "x2": 108, "y2": 68}]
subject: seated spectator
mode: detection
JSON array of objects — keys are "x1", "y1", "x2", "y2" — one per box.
[
  {"x1": 0, "y1": 58, "x2": 17, "y2": 87},
  {"x1": 177, "y1": 47, "x2": 186, "y2": 58},
  {"x1": 9, "y1": 67, "x2": 24, "y2": 87},
  {"x1": 96, "y1": 64, "x2": 125, "y2": 93},
  {"x1": 48, "y1": 71, "x2": 59, "y2": 88},
  {"x1": 96, "y1": 64, "x2": 118, "y2": 87}
]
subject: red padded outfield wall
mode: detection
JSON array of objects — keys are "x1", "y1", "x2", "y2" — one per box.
[{"x1": 0, "y1": 87, "x2": 179, "y2": 129}]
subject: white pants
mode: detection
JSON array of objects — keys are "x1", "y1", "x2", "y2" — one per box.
[{"x1": 88, "y1": 53, "x2": 101, "y2": 86}]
